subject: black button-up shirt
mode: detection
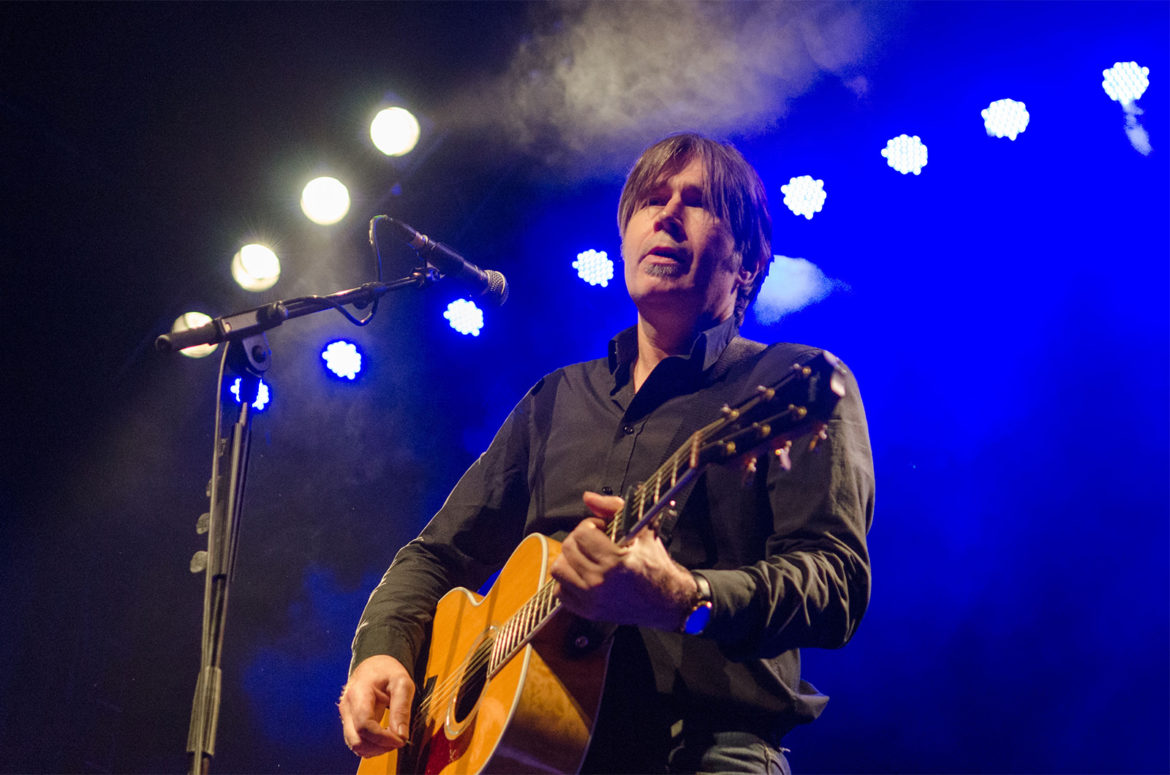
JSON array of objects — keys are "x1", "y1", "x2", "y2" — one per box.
[{"x1": 352, "y1": 317, "x2": 874, "y2": 764}]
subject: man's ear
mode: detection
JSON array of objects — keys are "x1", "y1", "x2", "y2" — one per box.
[{"x1": 736, "y1": 255, "x2": 759, "y2": 291}]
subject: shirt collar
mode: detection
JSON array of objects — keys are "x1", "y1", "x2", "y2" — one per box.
[{"x1": 607, "y1": 315, "x2": 741, "y2": 382}]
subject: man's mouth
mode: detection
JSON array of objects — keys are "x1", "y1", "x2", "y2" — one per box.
[
  {"x1": 642, "y1": 247, "x2": 687, "y2": 277},
  {"x1": 645, "y1": 245, "x2": 685, "y2": 262}
]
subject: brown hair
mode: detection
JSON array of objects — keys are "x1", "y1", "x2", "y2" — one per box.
[{"x1": 618, "y1": 133, "x2": 773, "y2": 323}]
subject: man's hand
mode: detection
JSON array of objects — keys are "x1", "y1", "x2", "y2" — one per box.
[
  {"x1": 339, "y1": 654, "x2": 415, "y2": 758},
  {"x1": 550, "y1": 491, "x2": 698, "y2": 631}
]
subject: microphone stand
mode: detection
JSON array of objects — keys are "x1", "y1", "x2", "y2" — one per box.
[{"x1": 162, "y1": 267, "x2": 436, "y2": 775}]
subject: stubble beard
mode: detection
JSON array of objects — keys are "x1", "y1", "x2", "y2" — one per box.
[{"x1": 642, "y1": 263, "x2": 685, "y2": 278}]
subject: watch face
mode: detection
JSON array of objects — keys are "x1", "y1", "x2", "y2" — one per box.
[{"x1": 684, "y1": 602, "x2": 712, "y2": 635}]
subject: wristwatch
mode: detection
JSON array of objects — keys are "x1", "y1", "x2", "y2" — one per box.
[{"x1": 680, "y1": 572, "x2": 713, "y2": 636}]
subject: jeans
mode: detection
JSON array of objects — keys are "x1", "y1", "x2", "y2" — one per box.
[{"x1": 667, "y1": 730, "x2": 790, "y2": 775}]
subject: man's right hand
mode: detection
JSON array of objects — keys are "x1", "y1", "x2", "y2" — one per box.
[{"x1": 339, "y1": 654, "x2": 416, "y2": 758}]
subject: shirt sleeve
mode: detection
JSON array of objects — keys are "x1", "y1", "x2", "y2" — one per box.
[
  {"x1": 700, "y1": 355, "x2": 875, "y2": 660},
  {"x1": 348, "y1": 379, "x2": 541, "y2": 675}
]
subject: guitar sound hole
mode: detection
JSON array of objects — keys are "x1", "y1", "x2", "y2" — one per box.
[{"x1": 453, "y1": 639, "x2": 492, "y2": 724}]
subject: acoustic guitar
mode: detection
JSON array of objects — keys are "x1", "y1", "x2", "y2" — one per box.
[{"x1": 357, "y1": 351, "x2": 847, "y2": 775}]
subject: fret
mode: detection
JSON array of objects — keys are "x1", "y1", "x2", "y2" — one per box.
[
  {"x1": 521, "y1": 598, "x2": 534, "y2": 639},
  {"x1": 489, "y1": 629, "x2": 503, "y2": 672}
]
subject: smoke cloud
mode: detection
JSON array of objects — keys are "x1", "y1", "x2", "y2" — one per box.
[
  {"x1": 446, "y1": 0, "x2": 881, "y2": 176},
  {"x1": 1123, "y1": 101, "x2": 1153, "y2": 156},
  {"x1": 753, "y1": 254, "x2": 845, "y2": 324}
]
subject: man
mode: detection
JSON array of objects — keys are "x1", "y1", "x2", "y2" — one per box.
[{"x1": 339, "y1": 133, "x2": 874, "y2": 774}]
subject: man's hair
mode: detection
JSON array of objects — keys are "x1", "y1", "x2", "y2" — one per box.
[{"x1": 617, "y1": 132, "x2": 773, "y2": 323}]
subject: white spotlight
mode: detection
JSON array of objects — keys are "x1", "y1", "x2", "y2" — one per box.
[
  {"x1": 982, "y1": 99, "x2": 1030, "y2": 140},
  {"x1": 444, "y1": 299, "x2": 484, "y2": 336},
  {"x1": 370, "y1": 107, "x2": 421, "y2": 157},
  {"x1": 1102, "y1": 61, "x2": 1150, "y2": 105},
  {"x1": 573, "y1": 249, "x2": 613, "y2": 287},
  {"x1": 780, "y1": 176, "x2": 827, "y2": 220},
  {"x1": 322, "y1": 340, "x2": 362, "y2": 380},
  {"x1": 881, "y1": 135, "x2": 928, "y2": 175},
  {"x1": 172, "y1": 311, "x2": 218, "y2": 359},
  {"x1": 231, "y1": 243, "x2": 281, "y2": 292},
  {"x1": 301, "y1": 176, "x2": 351, "y2": 225}
]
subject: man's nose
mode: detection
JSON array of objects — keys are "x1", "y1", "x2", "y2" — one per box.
[{"x1": 653, "y1": 196, "x2": 685, "y2": 238}]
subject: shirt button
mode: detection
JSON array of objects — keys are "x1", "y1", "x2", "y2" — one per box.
[{"x1": 622, "y1": 424, "x2": 635, "y2": 435}]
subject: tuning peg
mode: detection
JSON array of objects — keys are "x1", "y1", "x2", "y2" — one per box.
[
  {"x1": 190, "y1": 550, "x2": 208, "y2": 574},
  {"x1": 196, "y1": 512, "x2": 210, "y2": 535},
  {"x1": 740, "y1": 454, "x2": 759, "y2": 484},
  {"x1": 808, "y1": 424, "x2": 830, "y2": 452},
  {"x1": 773, "y1": 440, "x2": 793, "y2": 471}
]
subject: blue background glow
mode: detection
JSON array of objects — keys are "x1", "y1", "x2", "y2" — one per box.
[{"x1": 1, "y1": 2, "x2": 1165, "y2": 773}]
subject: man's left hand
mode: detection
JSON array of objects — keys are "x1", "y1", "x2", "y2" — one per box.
[{"x1": 550, "y1": 491, "x2": 698, "y2": 631}]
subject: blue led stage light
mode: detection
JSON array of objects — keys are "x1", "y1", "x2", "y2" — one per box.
[
  {"x1": 780, "y1": 176, "x2": 827, "y2": 220},
  {"x1": 881, "y1": 134, "x2": 928, "y2": 175},
  {"x1": 444, "y1": 299, "x2": 484, "y2": 336},
  {"x1": 982, "y1": 99, "x2": 1030, "y2": 140},
  {"x1": 1102, "y1": 61, "x2": 1150, "y2": 104},
  {"x1": 230, "y1": 378, "x2": 271, "y2": 411},
  {"x1": 321, "y1": 340, "x2": 362, "y2": 380},
  {"x1": 573, "y1": 249, "x2": 614, "y2": 287}
]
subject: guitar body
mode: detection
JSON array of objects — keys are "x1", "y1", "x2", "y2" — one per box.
[{"x1": 358, "y1": 533, "x2": 612, "y2": 775}]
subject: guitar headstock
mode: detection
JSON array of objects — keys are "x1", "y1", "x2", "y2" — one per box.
[
  {"x1": 694, "y1": 350, "x2": 846, "y2": 470},
  {"x1": 612, "y1": 350, "x2": 848, "y2": 543}
]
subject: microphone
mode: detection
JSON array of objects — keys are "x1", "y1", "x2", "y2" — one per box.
[{"x1": 377, "y1": 217, "x2": 508, "y2": 306}]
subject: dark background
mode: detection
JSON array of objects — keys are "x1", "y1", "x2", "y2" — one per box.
[{"x1": 2, "y1": 2, "x2": 1166, "y2": 773}]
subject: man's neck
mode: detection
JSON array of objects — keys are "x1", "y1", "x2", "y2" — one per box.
[{"x1": 632, "y1": 313, "x2": 720, "y2": 392}]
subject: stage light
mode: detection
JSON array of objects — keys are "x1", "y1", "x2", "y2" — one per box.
[
  {"x1": 982, "y1": 98, "x2": 1030, "y2": 140},
  {"x1": 231, "y1": 243, "x2": 281, "y2": 292},
  {"x1": 1102, "y1": 61, "x2": 1150, "y2": 104},
  {"x1": 301, "y1": 176, "x2": 351, "y2": 225},
  {"x1": 881, "y1": 134, "x2": 928, "y2": 175},
  {"x1": 370, "y1": 107, "x2": 421, "y2": 157},
  {"x1": 172, "y1": 311, "x2": 219, "y2": 359},
  {"x1": 444, "y1": 299, "x2": 484, "y2": 336},
  {"x1": 230, "y1": 377, "x2": 271, "y2": 411},
  {"x1": 779, "y1": 176, "x2": 827, "y2": 220},
  {"x1": 573, "y1": 249, "x2": 613, "y2": 287},
  {"x1": 321, "y1": 340, "x2": 362, "y2": 380}
]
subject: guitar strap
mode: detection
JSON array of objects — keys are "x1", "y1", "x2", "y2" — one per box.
[{"x1": 651, "y1": 336, "x2": 770, "y2": 547}]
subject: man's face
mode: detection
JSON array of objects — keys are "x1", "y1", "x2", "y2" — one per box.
[{"x1": 621, "y1": 157, "x2": 753, "y2": 326}]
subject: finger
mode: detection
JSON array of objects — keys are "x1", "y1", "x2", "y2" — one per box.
[
  {"x1": 341, "y1": 685, "x2": 397, "y2": 756},
  {"x1": 354, "y1": 714, "x2": 401, "y2": 757},
  {"x1": 562, "y1": 521, "x2": 623, "y2": 574},
  {"x1": 384, "y1": 671, "x2": 416, "y2": 745},
  {"x1": 552, "y1": 569, "x2": 595, "y2": 618},
  {"x1": 551, "y1": 548, "x2": 593, "y2": 589},
  {"x1": 582, "y1": 491, "x2": 624, "y2": 520}
]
